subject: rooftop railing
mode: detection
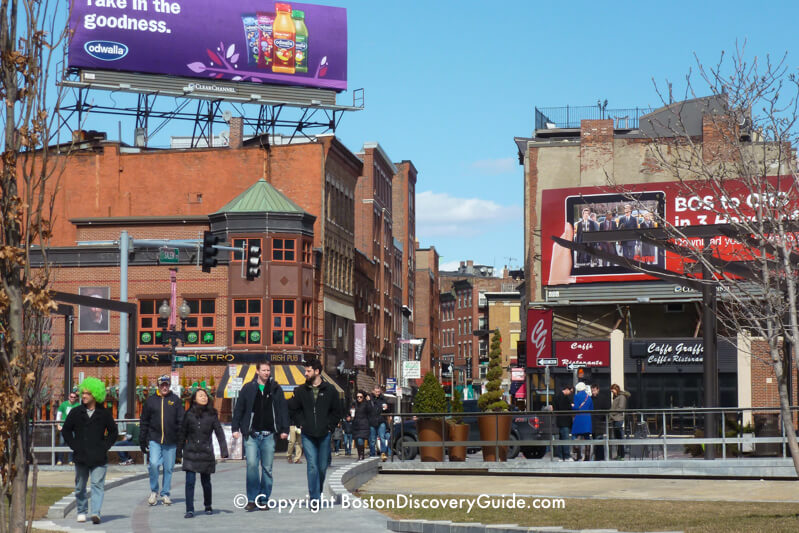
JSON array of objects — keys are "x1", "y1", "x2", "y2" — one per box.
[{"x1": 535, "y1": 105, "x2": 653, "y2": 131}]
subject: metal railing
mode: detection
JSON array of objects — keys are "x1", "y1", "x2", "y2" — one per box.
[
  {"x1": 535, "y1": 105, "x2": 653, "y2": 131},
  {"x1": 390, "y1": 406, "x2": 798, "y2": 462},
  {"x1": 32, "y1": 419, "x2": 142, "y2": 466}
]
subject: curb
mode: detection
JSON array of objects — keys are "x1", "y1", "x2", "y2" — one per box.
[
  {"x1": 385, "y1": 520, "x2": 683, "y2": 533},
  {"x1": 324, "y1": 457, "x2": 381, "y2": 503},
  {"x1": 46, "y1": 468, "x2": 165, "y2": 519}
]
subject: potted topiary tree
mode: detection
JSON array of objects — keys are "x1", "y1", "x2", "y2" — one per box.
[
  {"x1": 413, "y1": 371, "x2": 447, "y2": 462},
  {"x1": 447, "y1": 389, "x2": 469, "y2": 461},
  {"x1": 477, "y1": 329, "x2": 510, "y2": 461}
]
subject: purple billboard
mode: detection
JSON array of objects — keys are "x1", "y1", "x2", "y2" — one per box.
[{"x1": 69, "y1": 0, "x2": 347, "y2": 91}]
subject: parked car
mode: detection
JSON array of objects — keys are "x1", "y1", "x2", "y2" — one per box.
[{"x1": 389, "y1": 400, "x2": 552, "y2": 460}]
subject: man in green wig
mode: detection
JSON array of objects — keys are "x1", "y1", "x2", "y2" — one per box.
[{"x1": 61, "y1": 377, "x2": 118, "y2": 524}]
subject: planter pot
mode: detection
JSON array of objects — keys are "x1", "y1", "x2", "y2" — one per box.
[
  {"x1": 417, "y1": 417, "x2": 445, "y2": 462},
  {"x1": 478, "y1": 413, "x2": 511, "y2": 462},
  {"x1": 447, "y1": 423, "x2": 469, "y2": 462}
]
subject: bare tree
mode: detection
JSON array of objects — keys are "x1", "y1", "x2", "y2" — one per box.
[
  {"x1": 0, "y1": 0, "x2": 68, "y2": 530},
  {"x1": 611, "y1": 45, "x2": 799, "y2": 475}
]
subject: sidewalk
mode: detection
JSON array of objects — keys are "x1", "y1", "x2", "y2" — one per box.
[{"x1": 34, "y1": 455, "x2": 392, "y2": 533}]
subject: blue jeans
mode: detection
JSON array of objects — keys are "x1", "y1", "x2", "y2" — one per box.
[
  {"x1": 75, "y1": 464, "x2": 106, "y2": 517},
  {"x1": 613, "y1": 421, "x2": 625, "y2": 458},
  {"x1": 377, "y1": 422, "x2": 391, "y2": 457},
  {"x1": 557, "y1": 426, "x2": 571, "y2": 460},
  {"x1": 343, "y1": 434, "x2": 352, "y2": 455},
  {"x1": 148, "y1": 441, "x2": 176, "y2": 496},
  {"x1": 185, "y1": 471, "x2": 211, "y2": 513},
  {"x1": 368, "y1": 426, "x2": 377, "y2": 456},
  {"x1": 116, "y1": 438, "x2": 133, "y2": 462},
  {"x1": 301, "y1": 433, "x2": 331, "y2": 501},
  {"x1": 244, "y1": 433, "x2": 275, "y2": 503}
]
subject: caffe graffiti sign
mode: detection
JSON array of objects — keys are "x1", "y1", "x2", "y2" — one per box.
[{"x1": 643, "y1": 341, "x2": 704, "y2": 366}]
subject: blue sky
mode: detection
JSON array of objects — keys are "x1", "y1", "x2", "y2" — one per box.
[{"x1": 66, "y1": 1, "x2": 799, "y2": 272}]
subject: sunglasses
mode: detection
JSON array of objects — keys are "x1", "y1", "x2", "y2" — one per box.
[{"x1": 356, "y1": 395, "x2": 363, "y2": 399}]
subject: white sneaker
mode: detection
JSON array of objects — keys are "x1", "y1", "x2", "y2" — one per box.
[
  {"x1": 148, "y1": 492, "x2": 157, "y2": 505},
  {"x1": 565, "y1": 457, "x2": 574, "y2": 462},
  {"x1": 162, "y1": 495, "x2": 172, "y2": 506},
  {"x1": 76, "y1": 514, "x2": 87, "y2": 523}
]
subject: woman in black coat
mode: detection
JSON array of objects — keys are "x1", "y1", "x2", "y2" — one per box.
[
  {"x1": 178, "y1": 389, "x2": 228, "y2": 518},
  {"x1": 352, "y1": 391, "x2": 371, "y2": 460}
]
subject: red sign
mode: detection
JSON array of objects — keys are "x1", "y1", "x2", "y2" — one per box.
[
  {"x1": 555, "y1": 340, "x2": 610, "y2": 367},
  {"x1": 526, "y1": 308, "x2": 552, "y2": 369},
  {"x1": 540, "y1": 176, "x2": 797, "y2": 286}
]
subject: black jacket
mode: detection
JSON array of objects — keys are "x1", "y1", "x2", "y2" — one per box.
[
  {"x1": 352, "y1": 401, "x2": 371, "y2": 440},
  {"x1": 288, "y1": 380, "x2": 340, "y2": 438},
  {"x1": 231, "y1": 378, "x2": 290, "y2": 439},
  {"x1": 368, "y1": 395, "x2": 391, "y2": 427},
  {"x1": 61, "y1": 404, "x2": 118, "y2": 467},
  {"x1": 341, "y1": 418, "x2": 353, "y2": 434},
  {"x1": 553, "y1": 391, "x2": 574, "y2": 428},
  {"x1": 178, "y1": 406, "x2": 229, "y2": 474},
  {"x1": 140, "y1": 391, "x2": 184, "y2": 448},
  {"x1": 591, "y1": 392, "x2": 612, "y2": 435}
]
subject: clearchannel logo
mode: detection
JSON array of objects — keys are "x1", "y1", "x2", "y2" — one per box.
[{"x1": 84, "y1": 40, "x2": 128, "y2": 61}]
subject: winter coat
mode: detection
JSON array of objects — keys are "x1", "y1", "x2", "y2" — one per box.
[
  {"x1": 231, "y1": 377, "x2": 290, "y2": 439},
  {"x1": 610, "y1": 390, "x2": 631, "y2": 422},
  {"x1": 140, "y1": 391, "x2": 184, "y2": 447},
  {"x1": 341, "y1": 418, "x2": 353, "y2": 434},
  {"x1": 351, "y1": 401, "x2": 371, "y2": 440},
  {"x1": 368, "y1": 395, "x2": 391, "y2": 427},
  {"x1": 178, "y1": 406, "x2": 228, "y2": 474},
  {"x1": 553, "y1": 391, "x2": 573, "y2": 428},
  {"x1": 287, "y1": 380, "x2": 341, "y2": 438},
  {"x1": 61, "y1": 404, "x2": 118, "y2": 468},
  {"x1": 571, "y1": 390, "x2": 593, "y2": 436},
  {"x1": 591, "y1": 392, "x2": 612, "y2": 435}
]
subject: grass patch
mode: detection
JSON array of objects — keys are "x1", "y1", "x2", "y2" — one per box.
[
  {"x1": 360, "y1": 494, "x2": 799, "y2": 533},
  {"x1": 3, "y1": 486, "x2": 73, "y2": 520}
]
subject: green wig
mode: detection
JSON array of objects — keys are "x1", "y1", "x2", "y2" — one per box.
[{"x1": 79, "y1": 377, "x2": 107, "y2": 404}]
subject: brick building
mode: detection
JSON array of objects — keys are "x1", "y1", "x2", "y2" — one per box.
[
  {"x1": 413, "y1": 246, "x2": 440, "y2": 380},
  {"x1": 392, "y1": 160, "x2": 418, "y2": 340}
]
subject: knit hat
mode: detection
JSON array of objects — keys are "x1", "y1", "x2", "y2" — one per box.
[
  {"x1": 575, "y1": 382, "x2": 587, "y2": 392},
  {"x1": 78, "y1": 377, "x2": 107, "y2": 403}
]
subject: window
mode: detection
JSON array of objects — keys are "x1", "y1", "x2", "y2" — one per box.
[
  {"x1": 138, "y1": 299, "x2": 166, "y2": 345},
  {"x1": 184, "y1": 298, "x2": 216, "y2": 344},
  {"x1": 232, "y1": 299, "x2": 262, "y2": 345},
  {"x1": 302, "y1": 300, "x2": 312, "y2": 345},
  {"x1": 272, "y1": 299, "x2": 296, "y2": 345},
  {"x1": 232, "y1": 238, "x2": 261, "y2": 262},
  {"x1": 272, "y1": 238, "x2": 296, "y2": 262},
  {"x1": 302, "y1": 241, "x2": 312, "y2": 264}
]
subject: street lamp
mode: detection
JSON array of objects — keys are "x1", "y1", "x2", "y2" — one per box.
[{"x1": 159, "y1": 299, "x2": 191, "y2": 370}]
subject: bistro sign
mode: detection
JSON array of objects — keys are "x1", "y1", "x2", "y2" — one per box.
[{"x1": 50, "y1": 351, "x2": 308, "y2": 366}]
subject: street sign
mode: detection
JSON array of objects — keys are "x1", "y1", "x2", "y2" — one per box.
[
  {"x1": 403, "y1": 361, "x2": 421, "y2": 379},
  {"x1": 538, "y1": 358, "x2": 558, "y2": 366},
  {"x1": 174, "y1": 355, "x2": 197, "y2": 363},
  {"x1": 567, "y1": 362, "x2": 587, "y2": 369},
  {"x1": 386, "y1": 378, "x2": 397, "y2": 394},
  {"x1": 158, "y1": 247, "x2": 179, "y2": 264}
]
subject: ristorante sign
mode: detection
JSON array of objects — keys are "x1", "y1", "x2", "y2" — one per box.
[
  {"x1": 555, "y1": 341, "x2": 610, "y2": 368},
  {"x1": 49, "y1": 351, "x2": 309, "y2": 365}
]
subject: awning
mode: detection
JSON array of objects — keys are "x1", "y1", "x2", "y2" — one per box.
[
  {"x1": 216, "y1": 364, "x2": 345, "y2": 399},
  {"x1": 514, "y1": 383, "x2": 526, "y2": 399}
]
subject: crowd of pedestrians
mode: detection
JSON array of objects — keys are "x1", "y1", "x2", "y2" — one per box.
[{"x1": 552, "y1": 381, "x2": 630, "y2": 462}]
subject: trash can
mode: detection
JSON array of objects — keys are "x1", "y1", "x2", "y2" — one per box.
[{"x1": 753, "y1": 413, "x2": 780, "y2": 456}]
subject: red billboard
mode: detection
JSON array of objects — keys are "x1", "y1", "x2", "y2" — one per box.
[
  {"x1": 541, "y1": 176, "x2": 797, "y2": 286},
  {"x1": 555, "y1": 340, "x2": 610, "y2": 368},
  {"x1": 526, "y1": 308, "x2": 552, "y2": 368}
]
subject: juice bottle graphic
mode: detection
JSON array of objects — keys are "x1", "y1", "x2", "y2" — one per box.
[
  {"x1": 292, "y1": 10, "x2": 308, "y2": 73},
  {"x1": 272, "y1": 3, "x2": 295, "y2": 74}
]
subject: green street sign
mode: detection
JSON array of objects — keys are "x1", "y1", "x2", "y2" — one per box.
[
  {"x1": 174, "y1": 355, "x2": 197, "y2": 363},
  {"x1": 159, "y1": 247, "x2": 179, "y2": 264}
]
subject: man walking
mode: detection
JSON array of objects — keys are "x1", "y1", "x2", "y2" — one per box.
[
  {"x1": 232, "y1": 360, "x2": 289, "y2": 511},
  {"x1": 591, "y1": 384, "x2": 611, "y2": 461},
  {"x1": 140, "y1": 375, "x2": 183, "y2": 506},
  {"x1": 288, "y1": 359, "x2": 340, "y2": 503},
  {"x1": 369, "y1": 385, "x2": 391, "y2": 461},
  {"x1": 56, "y1": 390, "x2": 80, "y2": 465},
  {"x1": 61, "y1": 377, "x2": 118, "y2": 524},
  {"x1": 553, "y1": 384, "x2": 574, "y2": 461}
]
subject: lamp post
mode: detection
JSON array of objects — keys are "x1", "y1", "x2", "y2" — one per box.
[{"x1": 159, "y1": 299, "x2": 191, "y2": 370}]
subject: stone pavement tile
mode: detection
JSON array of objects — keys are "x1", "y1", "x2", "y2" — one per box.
[{"x1": 43, "y1": 456, "x2": 392, "y2": 532}]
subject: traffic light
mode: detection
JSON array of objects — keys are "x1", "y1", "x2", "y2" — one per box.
[
  {"x1": 246, "y1": 241, "x2": 262, "y2": 280},
  {"x1": 201, "y1": 231, "x2": 219, "y2": 272}
]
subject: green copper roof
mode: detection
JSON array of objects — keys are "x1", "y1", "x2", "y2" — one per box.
[{"x1": 215, "y1": 179, "x2": 306, "y2": 214}]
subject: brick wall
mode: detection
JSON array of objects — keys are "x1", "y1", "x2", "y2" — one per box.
[{"x1": 750, "y1": 338, "x2": 798, "y2": 408}]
